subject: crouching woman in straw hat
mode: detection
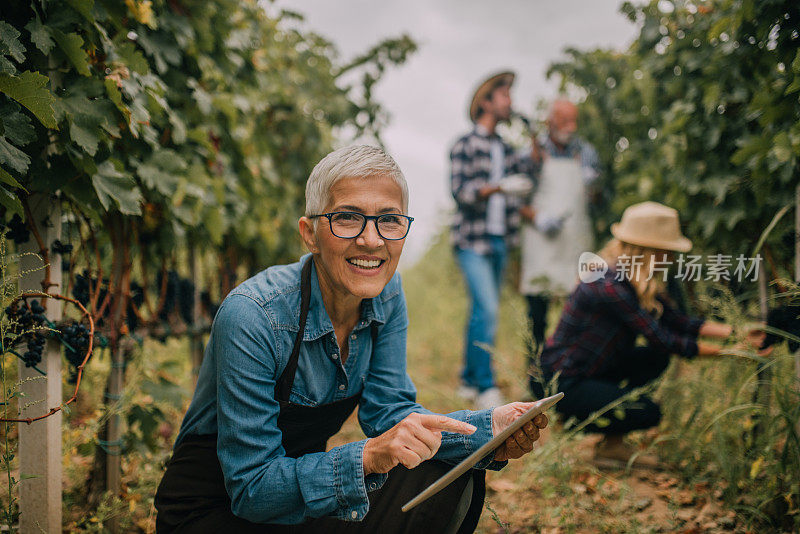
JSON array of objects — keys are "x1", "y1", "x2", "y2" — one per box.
[
  {"x1": 154, "y1": 145, "x2": 548, "y2": 533},
  {"x1": 530, "y1": 201, "x2": 769, "y2": 465}
]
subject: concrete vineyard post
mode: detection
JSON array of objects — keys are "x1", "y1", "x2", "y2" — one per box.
[{"x1": 17, "y1": 195, "x2": 62, "y2": 533}]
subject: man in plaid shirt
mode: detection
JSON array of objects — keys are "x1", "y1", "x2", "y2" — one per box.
[{"x1": 450, "y1": 71, "x2": 535, "y2": 409}]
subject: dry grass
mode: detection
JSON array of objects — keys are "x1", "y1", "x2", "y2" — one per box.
[{"x1": 9, "y1": 235, "x2": 795, "y2": 532}]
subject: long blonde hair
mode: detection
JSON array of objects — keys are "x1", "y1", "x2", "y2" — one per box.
[{"x1": 598, "y1": 238, "x2": 670, "y2": 317}]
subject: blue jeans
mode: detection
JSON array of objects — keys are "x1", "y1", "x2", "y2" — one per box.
[{"x1": 455, "y1": 237, "x2": 507, "y2": 392}]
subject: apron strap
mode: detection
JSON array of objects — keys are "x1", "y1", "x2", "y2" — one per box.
[
  {"x1": 275, "y1": 257, "x2": 313, "y2": 402},
  {"x1": 275, "y1": 257, "x2": 382, "y2": 403}
]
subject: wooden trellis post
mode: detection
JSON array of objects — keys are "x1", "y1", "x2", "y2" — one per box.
[{"x1": 17, "y1": 195, "x2": 62, "y2": 533}]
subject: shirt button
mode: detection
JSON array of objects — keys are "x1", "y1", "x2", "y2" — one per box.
[
  {"x1": 350, "y1": 333, "x2": 357, "y2": 340},
  {"x1": 369, "y1": 483, "x2": 376, "y2": 490},
  {"x1": 338, "y1": 384, "x2": 346, "y2": 391},
  {"x1": 331, "y1": 353, "x2": 339, "y2": 360},
  {"x1": 351, "y1": 510, "x2": 358, "y2": 520}
]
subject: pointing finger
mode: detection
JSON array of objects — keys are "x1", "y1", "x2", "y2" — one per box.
[{"x1": 418, "y1": 414, "x2": 477, "y2": 435}]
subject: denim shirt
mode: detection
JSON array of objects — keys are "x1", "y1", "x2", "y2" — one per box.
[{"x1": 174, "y1": 255, "x2": 505, "y2": 525}]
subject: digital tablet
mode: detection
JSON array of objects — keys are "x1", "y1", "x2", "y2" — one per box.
[{"x1": 401, "y1": 392, "x2": 564, "y2": 513}]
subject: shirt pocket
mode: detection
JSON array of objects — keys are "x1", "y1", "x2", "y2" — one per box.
[{"x1": 288, "y1": 389, "x2": 318, "y2": 407}]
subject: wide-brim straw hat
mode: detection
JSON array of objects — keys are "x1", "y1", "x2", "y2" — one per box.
[
  {"x1": 610, "y1": 201, "x2": 692, "y2": 252},
  {"x1": 469, "y1": 71, "x2": 515, "y2": 123}
]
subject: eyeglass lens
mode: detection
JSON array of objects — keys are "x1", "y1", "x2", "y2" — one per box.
[{"x1": 330, "y1": 213, "x2": 410, "y2": 239}]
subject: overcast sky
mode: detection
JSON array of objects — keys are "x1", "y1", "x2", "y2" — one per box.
[{"x1": 269, "y1": 0, "x2": 640, "y2": 265}]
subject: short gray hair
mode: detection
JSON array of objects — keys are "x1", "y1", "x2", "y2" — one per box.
[{"x1": 305, "y1": 145, "x2": 409, "y2": 217}]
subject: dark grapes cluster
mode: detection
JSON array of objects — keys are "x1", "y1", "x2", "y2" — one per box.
[
  {"x1": 126, "y1": 281, "x2": 145, "y2": 331},
  {"x1": 52, "y1": 239, "x2": 74, "y2": 272},
  {"x1": 4, "y1": 299, "x2": 47, "y2": 368},
  {"x1": 158, "y1": 270, "x2": 195, "y2": 325},
  {"x1": 3, "y1": 214, "x2": 30, "y2": 245},
  {"x1": 51, "y1": 239, "x2": 73, "y2": 255},
  {"x1": 72, "y1": 270, "x2": 109, "y2": 325},
  {"x1": 61, "y1": 322, "x2": 92, "y2": 383}
]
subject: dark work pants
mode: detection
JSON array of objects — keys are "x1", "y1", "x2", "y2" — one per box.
[
  {"x1": 156, "y1": 451, "x2": 486, "y2": 534},
  {"x1": 531, "y1": 347, "x2": 671, "y2": 435},
  {"x1": 525, "y1": 295, "x2": 550, "y2": 357}
]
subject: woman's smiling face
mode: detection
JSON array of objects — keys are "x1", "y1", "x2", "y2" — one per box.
[{"x1": 300, "y1": 174, "x2": 407, "y2": 301}]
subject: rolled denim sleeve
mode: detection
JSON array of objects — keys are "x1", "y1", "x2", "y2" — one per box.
[
  {"x1": 357, "y1": 285, "x2": 507, "y2": 471},
  {"x1": 213, "y1": 294, "x2": 375, "y2": 524}
]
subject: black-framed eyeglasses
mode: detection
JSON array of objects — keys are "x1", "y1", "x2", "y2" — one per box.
[{"x1": 309, "y1": 211, "x2": 414, "y2": 240}]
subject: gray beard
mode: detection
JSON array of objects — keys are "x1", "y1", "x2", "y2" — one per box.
[{"x1": 551, "y1": 130, "x2": 573, "y2": 146}]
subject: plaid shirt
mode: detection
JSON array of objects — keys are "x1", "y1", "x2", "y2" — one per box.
[
  {"x1": 541, "y1": 270, "x2": 704, "y2": 379},
  {"x1": 449, "y1": 126, "x2": 533, "y2": 253}
]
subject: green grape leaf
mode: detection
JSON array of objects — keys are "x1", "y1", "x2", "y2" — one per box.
[
  {"x1": 134, "y1": 149, "x2": 186, "y2": 196},
  {"x1": 104, "y1": 78, "x2": 131, "y2": 125},
  {"x1": 59, "y1": 91, "x2": 117, "y2": 155},
  {"x1": 136, "y1": 32, "x2": 181, "y2": 74},
  {"x1": 0, "y1": 103, "x2": 36, "y2": 146},
  {"x1": 0, "y1": 21, "x2": 25, "y2": 63},
  {"x1": 51, "y1": 29, "x2": 91, "y2": 77},
  {"x1": 24, "y1": 17, "x2": 54, "y2": 55},
  {"x1": 66, "y1": 0, "x2": 96, "y2": 23},
  {"x1": 91, "y1": 160, "x2": 143, "y2": 215},
  {"x1": 0, "y1": 71, "x2": 58, "y2": 129},
  {"x1": 112, "y1": 42, "x2": 149, "y2": 75},
  {"x1": 0, "y1": 182, "x2": 23, "y2": 216},
  {"x1": 0, "y1": 137, "x2": 30, "y2": 174},
  {"x1": 0, "y1": 57, "x2": 14, "y2": 75},
  {"x1": 69, "y1": 115, "x2": 103, "y2": 156},
  {"x1": 0, "y1": 166, "x2": 24, "y2": 191}
]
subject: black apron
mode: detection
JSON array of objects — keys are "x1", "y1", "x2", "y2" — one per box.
[{"x1": 155, "y1": 258, "x2": 485, "y2": 533}]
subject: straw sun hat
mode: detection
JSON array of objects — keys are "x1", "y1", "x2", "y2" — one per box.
[
  {"x1": 469, "y1": 71, "x2": 515, "y2": 123},
  {"x1": 610, "y1": 201, "x2": 692, "y2": 252}
]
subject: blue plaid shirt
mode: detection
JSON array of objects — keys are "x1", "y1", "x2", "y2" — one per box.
[
  {"x1": 449, "y1": 126, "x2": 533, "y2": 253},
  {"x1": 541, "y1": 270, "x2": 704, "y2": 379}
]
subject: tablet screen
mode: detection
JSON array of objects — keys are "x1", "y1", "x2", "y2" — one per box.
[{"x1": 401, "y1": 392, "x2": 564, "y2": 513}]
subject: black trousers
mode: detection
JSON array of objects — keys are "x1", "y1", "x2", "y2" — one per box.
[
  {"x1": 525, "y1": 295, "x2": 549, "y2": 357},
  {"x1": 155, "y1": 437, "x2": 486, "y2": 534},
  {"x1": 531, "y1": 347, "x2": 671, "y2": 435}
]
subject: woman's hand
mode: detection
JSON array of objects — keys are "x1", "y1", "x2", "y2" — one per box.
[
  {"x1": 698, "y1": 321, "x2": 733, "y2": 339},
  {"x1": 479, "y1": 184, "x2": 502, "y2": 198},
  {"x1": 363, "y1": 414, "x2": 477, "y2": 475},
  {"x1": 744, "y1": 323, "x2": 767, "y2": 349},
  {"x1": 741, "y1": 323, "x2": 773, "y2": 357},
  {"x1": 702, "y1": 323, "x2": 774, "y2": 358},
  {"x1": 491, "y1": 402, "x2": 549, "y2": 462},
  {"x1": 519, "y1": 205, "x2": 536, "y2": 222}
]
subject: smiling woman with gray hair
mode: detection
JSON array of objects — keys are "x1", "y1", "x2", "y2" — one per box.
[{"x1": 154, "y1": 145, "x2": 548, "y2": 533}]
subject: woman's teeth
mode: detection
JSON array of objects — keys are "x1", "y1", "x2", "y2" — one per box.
[{"x1": 347, "y1": 258, "x2": 383, "y2": 269}]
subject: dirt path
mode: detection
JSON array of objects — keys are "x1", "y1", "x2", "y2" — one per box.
[
  {"x1": 329, "y1": 413, "x2": 738, "y2": 533},
  {"x1": 479, "y1": 432, "x2": 737, "y2": 533}
]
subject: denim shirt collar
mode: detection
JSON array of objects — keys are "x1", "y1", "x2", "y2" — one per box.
[{"x1": 300, "y1": 254, "x2": 386, "y2": 341}]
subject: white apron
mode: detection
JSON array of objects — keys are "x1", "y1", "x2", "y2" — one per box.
[{"x1": 519, "y1": 157, "x2": 593, "y2": 296}]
